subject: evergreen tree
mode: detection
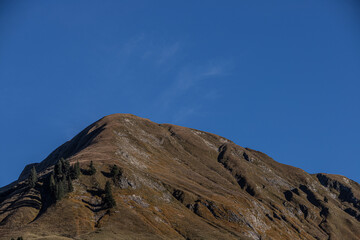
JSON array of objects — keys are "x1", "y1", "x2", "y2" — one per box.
[
  {"x1": 88, "y1": 161, "x2": 96, "y2": 175},
  {"x1": 70, "y1": 161, "x2": 81, "y2": 179},
  {"x1": 110, "y1": 164, "x2": 122, "y2": 183},
  {"x1": 67, "y1": 177, "x2": 74, "y2": 192},
  {"x1": 76, "y1": 161, "x2": 81, "y2": 177},
  {"x1": 62, "y1": 158, "x2": 71, "y2": 177},
  {"x1": 104, "y1": 181, "x2": 116, "y2": 208},
  {"x1": 28, "y1": 166, "x2": 38, "y2": 188},
  {"x1": 55, "y1": 180, "x2": 65, "y2": 200},
  {"x1": 54, "y1": 160, "x2": 63, "y2": 179},
  {"x1": 110, "y1": 164, "x2": 120, "y2": 177},
  {"x1": 49, "y1": 173, "x2": 56, "y2": 199}
]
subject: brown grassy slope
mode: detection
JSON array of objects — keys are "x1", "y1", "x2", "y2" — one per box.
[{"x1": 0, "y1": 113, "x2": 359, "y2": 240}]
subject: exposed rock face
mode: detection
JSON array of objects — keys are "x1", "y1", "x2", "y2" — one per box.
[{"x1": 0, "y1": 114, "x2": 359, "y2": 240}]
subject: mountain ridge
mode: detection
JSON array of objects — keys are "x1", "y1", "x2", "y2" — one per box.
[{"x1": 1, "y1": 113, "x2": 359, "y2": 240}]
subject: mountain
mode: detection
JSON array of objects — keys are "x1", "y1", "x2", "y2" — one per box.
[{"x1": 0, "y1": 114, "x2": 359, "y2": 240}]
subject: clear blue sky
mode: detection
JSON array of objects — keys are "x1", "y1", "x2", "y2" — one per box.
[{"x1": 1, "y1": 0, "x2": 359, "y2": 187}]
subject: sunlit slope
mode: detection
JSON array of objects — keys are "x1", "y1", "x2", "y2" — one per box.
[{"x1": 1, "y1": 114, "x2": 359, "y2": 240}]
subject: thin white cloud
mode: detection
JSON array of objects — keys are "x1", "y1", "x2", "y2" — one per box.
[
  {"x1": 117, "y1": 34, "x2": 232, "y2": 124},
  {"x1": 155, "y1": 61, "x2": 230, "y2": 120},
  {"x1": 121, "y1": 34, "x2": 145, "y2": 56},
  {"x1": 202, "y1": 65, "x2": 224, "y2": 77},
  {"x1": 156, "y1": 42, "x2": 180, "y2": 65},
  {"x1": 120, "y1": 34, "x2": 180, "y2": 66},
  {"x1": 166, "y1": 62, "x2": 227, "y2": 97}
]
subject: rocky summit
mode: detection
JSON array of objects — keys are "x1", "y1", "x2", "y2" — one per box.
[{"x1": 0, "y1": 114, "x2": 359, "y2": 240}]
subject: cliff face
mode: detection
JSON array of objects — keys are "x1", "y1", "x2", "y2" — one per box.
[{"x1": 0, "y1": 114, "x2": 359, "y2": 240}]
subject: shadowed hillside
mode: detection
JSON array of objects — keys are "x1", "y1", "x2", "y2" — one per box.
[{"x1": 1, "y1": 114, "x2": 359, "y2": 240}]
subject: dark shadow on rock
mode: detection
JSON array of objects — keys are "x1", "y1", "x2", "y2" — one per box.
[
  {"x1": 82, "y1": 199, "x2": 102, "y2": 208},
  {"x1": 299, "y1": 185, "x2": 321, "y2": 208},
  {"x1": 316, "y1": 174, "x2": 359, "y2": 210},
  {"x1": 82, "y1": 199, "x2": 105, "y2": 213},
  {"x1": 236, "y1": 175, "x2": 247, "y2": 189},
  {"x1": 18, "y1": 123, "x2": 107, "y2": 182},
  {"x1": 10, "y1": 199, "x2": 42, "y2": 210},
  {"x1": 87, "y1": 189, "x2": 104, "y2": 197},
  {"x1": 173, "y1": 189, "x2": 185, "y2": 203},
  {"x1": 217, "y1": 144, "x2": 256, "y2": 197},
  {"x1": 85, "y1": 205, "x2": 106, "y2": 213},
  {"x1": 320, "y1": 207, "x2": 330, "y2": 218},
  {"x1": 344, "y1": 207, "x2": 360, "y2": 221},
  {"x1": 245, "y1": 186, "x2": 255, "y2": 196},
  {"x1": 101, "y1": 171, "x2": 113, "y2": 178},
  {"x1": 0, "y1": 183, "x2": 28, "y2": 203},
  {"x1": 0, "y1": 198, "x2": 42, "y2": 215},
  {"x1": 266, "y1": 214, "x2": 274, "y2": 221},
  {"x1": 284, "y1": 190, "x2": 293, "y2": 201},
  {"x1": 273, "y1": 212, "x2": 281, "y2": 220},
  {"x1": 30, "y1": 172, "x2": 60, "y2": 223},
  {"x1": 291, "y1": 188, "x2": 300, "y2": 195},
  {"x1": 299, "y1": 204, "x2": 309, "y2": 219},
  {"x1": 81, "y1": 169, "x2": 92, "y2": 176}
]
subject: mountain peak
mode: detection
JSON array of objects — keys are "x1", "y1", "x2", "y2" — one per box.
[{"x1": 1, "y1": 114, "x2": 359, "y2": 240}]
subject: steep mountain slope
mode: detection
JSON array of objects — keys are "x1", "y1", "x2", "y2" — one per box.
[{"x1": 0, "y1": 114, "x2": 359, "y2": 240}]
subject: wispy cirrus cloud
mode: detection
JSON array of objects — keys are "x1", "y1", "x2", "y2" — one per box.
[
  {"x1": 154, "y1": 60, "x2": 232, "y2": 123},
  {"x1": 159, "y1": 61, "x2": 229, "y2": 103},
  {"x1": 155, "y1": 42, "x2": 180, "y2": 65},
  {"x1": 116, "y1": 34, "x2": 232, "y2": 123},
  {"x1": 120, "y1": 34, "x2": 180, "y2": 66},
  {"x1": 122, "y1": 35, "x2": 144, "y2": 54}
]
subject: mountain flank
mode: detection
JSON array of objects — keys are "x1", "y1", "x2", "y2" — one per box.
[{"x1": 0, "y1": 114, "x2": 359, "y2": 240}]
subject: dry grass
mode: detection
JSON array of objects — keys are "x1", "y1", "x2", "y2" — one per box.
[{"x1": 1, "y1": 114, "x2": 359, "y2": 240}]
